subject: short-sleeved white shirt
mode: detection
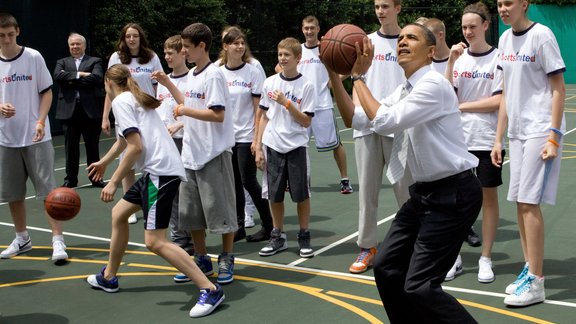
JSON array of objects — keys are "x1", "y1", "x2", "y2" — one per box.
[
  {"x1": 108, "y1": 52, "x2": 163, "y2": 96},
  {"x1": 112, "y1": 91, "x2": 186, "y2": 180},
  {"x1": 181, "y1": 62, "x2": 234, "y2": 170},
  {"x1": 220, "y1": 62, "x2": 264, "y2": 143},
  {"x1": 0, "y1": 47, "x2": 53, "y2": 147},
  {"x1": 156, "y1": 71, "x2": 188, "y2": 139},
  {"x1": 353, "y1": 31, "x2": 405, "y2": 138},
  {"x1": 431, "y1": 57, "x2": 449, "y2": 75},
  {"x1": 372, "y1": 65, "x2": 478, "y2": 182},
  {"x1": 498, "y1": 23, "x2": 566, "y2": 139},
  {"x1": 297, "y1": 44, "x2": 332, "y2": 111},
  {"x1": 260, "y1": 73, "x2": 315, "y2": 153},
  {"x1": 453, "y1": 47, "x2": 504, "y2": 150}
]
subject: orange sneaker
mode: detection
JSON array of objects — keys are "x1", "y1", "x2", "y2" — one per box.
[{"x1": 349, "y1": 247, "x2": 377, "y2": 274}]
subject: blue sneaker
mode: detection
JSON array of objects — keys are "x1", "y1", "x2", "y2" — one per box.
[
  {"x1": 87, "y1": 267, "x2": 119, "y2": 293},
  {"x1": 189, "y1": 284, "x2": 225, "y2": 318},
  {"x1": 217, "y1": 253, "x2": 234, "y2": 284},
  {"x1": 174, "y1": 255, "x2": 213, "y2": 283},
  {"x1": 505, "y1": 263, "x2": 529, "y2": 294}
]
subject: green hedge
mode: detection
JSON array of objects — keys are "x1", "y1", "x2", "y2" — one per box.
[{"x1": 532, "y1": 0, "x2": 576, "y2": 5}]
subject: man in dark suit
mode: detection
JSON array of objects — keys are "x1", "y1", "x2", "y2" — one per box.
[{"x1": 54, "y1": 33, "x2": 105, "y2": 188}]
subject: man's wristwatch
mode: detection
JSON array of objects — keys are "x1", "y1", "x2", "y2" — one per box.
[{"x1": 351, "y1": 74, "x2": 366, "y2": 83}]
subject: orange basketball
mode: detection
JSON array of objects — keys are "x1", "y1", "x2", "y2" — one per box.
[
  {"x1": 319, "y1": 24, "x2": 367, "y2": 75},
  {"x1": 45, "y1": 187, "x2": 81, "y2": 221}
]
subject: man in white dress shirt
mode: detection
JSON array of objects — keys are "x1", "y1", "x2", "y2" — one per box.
[{"x1": 329, "y1": 23, "x2": 482, "y2": 323}]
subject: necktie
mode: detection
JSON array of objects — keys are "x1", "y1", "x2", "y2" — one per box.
[{"x1": 386, "y1": 81, "x2": 412, "y2": 184}]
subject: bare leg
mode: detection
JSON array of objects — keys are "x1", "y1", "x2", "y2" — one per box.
[
  {"x1": 333, "y1": 144, "x2": 348, "y2": 179},
  {"x1": 191, "y1": 229, "x2": 207, "y2": 255},
  {"x1": 269, "y1": 201, "x2": 284, "y2": 230},
  {"x1": 516, "y1": 203, "x2": 529, "y2": 264},
  {"x1": 222, "y1": 232, "x2": 234, "y2": 254},
  {"x1": 103, "y1": 199, "x2": 140, "y2": 279},
  {"x1": 480, "y1": 187, "x2": 499, "y2": 258},
  {"x1": 145, "y1": 229, "x2": 215, "y2": 290},
  {"x1": 8, "y1": 200, "x2": 27, "y2": 233},
  {"x1": 518, "y1": 202, "x2": 544, "y2": 276},
  {"x1": 297, "y1": 198, "x2": 311, "y2": 230}
]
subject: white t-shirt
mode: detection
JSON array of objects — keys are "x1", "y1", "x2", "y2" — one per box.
[
  {"x1": 220, "y1": 62, "x2": 264, "y2": 143},
  {"x1": 112, "y1": 91, "x2": 186, "y2": 180},
  {"x1": 431, "y1": 57, "x2": 449, "y2": 75},
  {"x1": 156, "y1": 71, "x2": 188, "y2": 139},
  {"x1": 297, "y1": 44, "x2": 332, "y2": 111},
  {"x1": 453, "y1": 47, "x2": 503, "y2": 150},
  {"x1": 372, "y1": 65, "x2": 478, "y2": 182},
  {"x1": 108, "y1": 52, "x2": 163, "y2": 96},
  {"x1": 498, "y1": 23, "x2": 566, "y2": 139},
  {"x1": 215, "y1": 57, "x2": 266, "y2": 79},
  {"x1": 353, "y1": 31, "x2": 405, "y2": 138},
  {"x1": 0, "y1": 47, "x2": 53, "y2": 147},
  {"x1": 260, "y1": 73, "x2": 315, "y2": 153},
  {"x1": 181, "y1": 62, "x2": 234, "y2": 170}
]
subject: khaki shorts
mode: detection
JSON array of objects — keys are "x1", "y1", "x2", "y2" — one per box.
[{"x1": 0, "y1": 141, "x2": 56, "y2": 202}]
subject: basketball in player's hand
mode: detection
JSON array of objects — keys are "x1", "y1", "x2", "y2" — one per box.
[{"x1": 319, "y1": 24, "x2": 367, "y2": 75}]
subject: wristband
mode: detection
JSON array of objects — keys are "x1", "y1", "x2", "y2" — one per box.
[
  {"x1": 175, "y1": 104, "x2": 184, "y2": 116},
  {"x1": 36, "y1": 120, "x2": 45, "y2": 127},
  {"x1": 548, "y1": 138, "x2": 560, "y2": 148},
  {"x1": 284, "y1": 100, "x2": 290, "y2": 110},
  {"x1": 549, "y1": 128, "x2": 563, "y2": 137}
]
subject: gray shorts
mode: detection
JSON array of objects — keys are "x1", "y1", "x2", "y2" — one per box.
[
  {"x1": 0, "y1": 141, "x2": 56, "y2": 202},
  {"x1": 178, "y1": 152, "x2": 237, "y2": 234}
]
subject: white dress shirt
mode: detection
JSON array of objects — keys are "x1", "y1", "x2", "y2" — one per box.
[{"x1": 372, "y1": 64, "x2": 478, "y2": 182}]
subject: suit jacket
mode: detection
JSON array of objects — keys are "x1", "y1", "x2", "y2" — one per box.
[{"x1": 54, "y1": 55, "x2": 104, "y2": 120}]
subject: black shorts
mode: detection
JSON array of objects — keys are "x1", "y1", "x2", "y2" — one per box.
[
  {"x1": 123, "y1": 173, "x2": 181, "y2": 230},
  {"x1": 266, "y1": 146, "x2": 310, "y2": 203},
  {"x1": 470, "y1": 150, "x2": 505, "y2": 188}
]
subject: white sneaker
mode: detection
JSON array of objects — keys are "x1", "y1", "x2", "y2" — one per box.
[
  {"x1": 504, "y1": 274, "x2": 545, "y2": 306},
  {"x1": 0, "y1": 238, "x2": 32, "y2": 259},
  {"x1": 506, "y1": 263, "x2": 529, "y2": 294},
  {"x1": 128, "y1": 214, "x2": 138, "y2": 224},
  {"x1": 52, "y1": 240, "x2": 68, "y2": 261},
  {"x1": 244, "y1": 214, "x2": 255, "y2": 228},
  {"x1": 445, "y1": 254, "x2": 463, "y2": 281},
  {"x1": 478, "y1": 256, "x2": 495, "y2": 283}
]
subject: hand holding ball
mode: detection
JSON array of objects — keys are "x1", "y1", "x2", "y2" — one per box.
[{"x1": 319, "y1": 24, "x2": 367, "y2": 75}]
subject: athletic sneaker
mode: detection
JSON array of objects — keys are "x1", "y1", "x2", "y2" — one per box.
[
  {"x1": 244, "y1": 214, "x2": 255, "y2": 228},
  {"x1": 189, "y1": 284, "x2": 225, "y2": 318},
  {"x1": 246, "y1": 227, "x2": 272, "y2": 242},
  {"x1": 87, "y1": 267, "x2": 119, "y2": 293},
  {"x1": 340, "y1": 179, "x2": 353, "y2": 194},
  {"x1": 52, "y1": 240, "x2": 68, "y2": 261},
  {"x1": 0, "y1": 237, "x2": 32, "y2": 259},
  {"x1": 174, "y1": 255, "x2": 214, "y2": 283},
  {"x1": 128, "y1": 214, "x2": 138, "y2": 224},
  {"x1": 445, "y1": 254, "x2": 463, "y2": 281},
  {"x1": 504, "y1": 274, "x2": 545, "y2": 307},
  {"x1": 505, "y1": 263, "x2": 529, "y2": 294},
  {"x1": 217, "y1": 253, "x2": 235, "y2": 284},
  {"x1": 259, "y1": 229, "x2": 287, "y2": 256},
  {"x1": 478, "y1": 256, "x2": 494, "y2": 283},
  {"x1": 297, "y1": 229, "x2": 314, "y2": 258},
  {"x1": 349, "y1": 247, "x2": 377, "y2": 274}
]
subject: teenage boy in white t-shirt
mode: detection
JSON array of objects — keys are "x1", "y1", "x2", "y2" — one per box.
[
  {"x1": 152, "y1": 35, "x2": 193, "y2": 255},
  {"x1": 0, "y1": 13, "x2": 68, "y2": 262},
  {"x1": 298, "y1": 15, "x2": 352, "y2": 194},
  {"x1": 255, "y1": 37, "x2": 316, "y2": 258},
  {"x1": 157, "y1": 23, "x2": 237, "y2": 286}
]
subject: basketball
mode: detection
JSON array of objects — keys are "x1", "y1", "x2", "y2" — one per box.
[
  {"x1": 319, "y1": 24, "x2": 367, "y2": 75},
  {"x1": 45, "y1": 187, "x2": 81, "y2": 221}
]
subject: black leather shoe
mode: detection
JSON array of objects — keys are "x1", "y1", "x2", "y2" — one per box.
[
  {"x1": 61, "y1": 181, "x2": 77, "y2": 188},
  {"x1": 234, "y1": 227, "x2": 246, "y2": 242},
  {"x1": 466, "y1": 227, "x2": 482, "y2": 247},
  {"x1": 91, "y1": 180, "x2": 106, "y2": 188},
  {"x1": 246, "y1": 227, "x2": 272, "y2": 242}
]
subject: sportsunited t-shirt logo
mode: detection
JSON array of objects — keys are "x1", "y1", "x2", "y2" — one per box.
[
  {"x1": 0, "y1": 73, "x2": 33, "y2": 83},
  {"x1": 185, "y1": 90, "x2": 205, "y2": 99},
  {"x1": 129, "y1": 66, "x2": 154, "y2": 73},
  {"x1": 158, "y1": 93, "x2": 173, "y2": 100},
  {"x1": 227, "y1": 79, "x2": 252, "y2": 88},
  {"x1": 267, "y1": 90, "x2": 302, "y2": 105},
  {"x1": 453, "y1": 70, "x2": 494, "y2": 80},
  {"x1": 373, "y1": 52, "x2": 398, "y2": 62},
  {"x1": 299, "y1": 57, "x2": 322, "y2": 65},
  {"x1": 500, "y1": 52, "x2": 536, "y2": 63}
]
